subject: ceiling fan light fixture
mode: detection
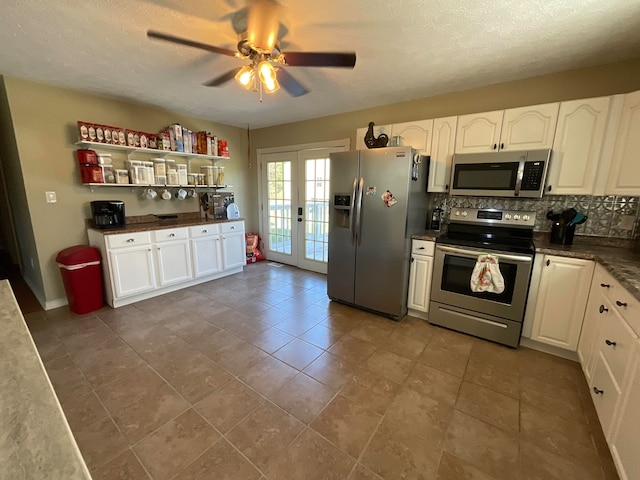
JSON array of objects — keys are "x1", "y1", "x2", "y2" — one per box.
[
  {"x1": 258, "y1": 60, "x2": 279, "y2": 93},
  {"x1": 235, "y1": 65, "x2": 255, "y2": 89}
]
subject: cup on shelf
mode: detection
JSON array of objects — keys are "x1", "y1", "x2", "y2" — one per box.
[
  {"x1": 161, "y1": 188, "x2": 172, "y2": 200},
  {"x1": 187, "y1": 188, "x2": 197, "y2": 198},
  {"x1": 143, "y1": 188, "x2": 157, "y2": 200},
  {"x1": 175, "y1": 188, "x2": 187, "y2": 200}
]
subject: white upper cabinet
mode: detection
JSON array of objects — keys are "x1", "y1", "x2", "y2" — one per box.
[
  {"x1": 500, "y1": 103, "x2": 559, "y2": 151},
  {"x1": 454, "y1": 110, "x2": 504, "y2": 153},
  {"x1": 606, "y1": 90, "x2": 640, "y2": 196},
  {"x1": 390, "y1": 120, "x2": 433, "y2": 154},
  {"x1": 547, "y1": 97, "x2": 612, "y2": 195},
  {"x1": 428, "y1": 116, "x2": 458, "y2": 192},
  {"x1": 355, "y1": 124, "x2": 392, "y2": 150},
  {"x1": 455, "y1": 103, "x2": 559, "y2": 154}
]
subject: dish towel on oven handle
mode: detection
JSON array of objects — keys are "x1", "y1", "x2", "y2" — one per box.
[{"x1": 470, "y1": 254, "x2": 505, "y2": 294}]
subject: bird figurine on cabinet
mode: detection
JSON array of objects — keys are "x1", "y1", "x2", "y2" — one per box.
[{"x1": 364, "y1": 122, "x2": 389, "y2": 149}]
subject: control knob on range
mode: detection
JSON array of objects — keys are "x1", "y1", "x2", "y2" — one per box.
[
  {"x1": 504, "y1": 213, "x2": 512, "y2": 220},
  {"x1": 462, "y1": 211, "x2": 468, "y2": 217},
  {"x1": 455, "y1": 210, "x2": 460, "y2": 216},
  {"x1": 522, "y1": 215, "x2": 530, "y2": 221},
  {"x1": 513, "y1": 214, "x2": 521, "y2": 220}
]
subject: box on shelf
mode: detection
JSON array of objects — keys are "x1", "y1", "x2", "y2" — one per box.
[
  {"x1": 168, "y1": 124, "x2": 183, "y2": 152},
  {"x1": 140, "y1": 132, "x2": 149, "y2": 149},
  {"x1": 160, "y1": 132, "x2": 171, "y2": 151},
  {"x1": 80, "y1": 164, "x2": 104, "y2": 184},
  {"x1": 126, "y1": 130, "x2": 136, "y2": 147},
  {"x1": 152, "y1": 158, "x2": 166, "y2": 176},
  {"x1": 78, "y1": 121, "x2": 91, "y2": 142},
  {"x1": 154, "y1": 175, "x2": 167, "y2": 185},
  {"x1": 76, "y1": 149, "x2": 98, "y2": 165},
  {"x1": 177, "y1": 164, "x2": 188, "y2": 185},
  {"x1": 148, "y1": 134, "x2": 158, "y2": 149}
]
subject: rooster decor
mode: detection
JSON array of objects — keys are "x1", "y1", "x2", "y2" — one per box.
[{"x1": 364, "y1": 122, "x2": 389, "y2": 149}]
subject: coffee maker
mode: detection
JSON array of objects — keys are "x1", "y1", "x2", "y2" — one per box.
[{"x1": 91, "y1": 200, "x2": 126, "y2": 229}]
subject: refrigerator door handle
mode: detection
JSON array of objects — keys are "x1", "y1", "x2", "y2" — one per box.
[
  {"x1": 350, "y1": 177, "x2": 357, "y2": 245},
  {"x1": 356, "y1": 177, "x2": 364, "y2": 246}
]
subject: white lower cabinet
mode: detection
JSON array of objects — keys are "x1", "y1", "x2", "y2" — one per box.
[
  {"x1": 88, "y1": 220, "x2": 245, "y2": 307},
  {"x1": 155, "y1": 240, "x2": 192, "y2": 286},
  {"x1": 576, "y1": 263, "x2": 640, "y2": 478},
  {"x1": 191, "y1": 235, "x2": 222, "y2": 277},
  {"x1": 610, "y1": 341, "x2": 640, "y2": 480},
  {"x1": 221, "y1": 230, "x2": 246, "y2": 270},
  {"x1": 407, "y1": 240, "x2": 435, "y2": 318},
  {"x1": 529, "y1": 255, "x2": 594, "y2": 351},
  {"x1": 109, "y1": 245, "x2": 156, "y2": 298}
]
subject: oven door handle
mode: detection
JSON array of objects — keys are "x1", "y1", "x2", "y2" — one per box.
[{"x1": 436, "y1": 245, "x2": 533, "y2": 263}]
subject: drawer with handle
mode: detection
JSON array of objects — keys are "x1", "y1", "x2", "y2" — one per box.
[
  {"x1": 152, "y1": 227, "x2": 189, "y2": 242},
  {"x1": 411, "y1": 239, "x2": 435, "y2": 256},
  {"x1": 189, "y1": 224, "x2": 220, "y2": 238},
  {"x1": 220, "y1": 221, "x2": 244, "y2": 234},
  {"x1": 598, "y1": 304, "x2": 637, "y2": 387},
  {"x1": 106, "y1": 231, "x2": 151, "y2": 249},
  {"x1": 599, "y1": 268, "x2": 640, "y2": 337}
]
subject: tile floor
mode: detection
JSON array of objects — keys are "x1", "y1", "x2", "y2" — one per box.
[{"x1": 25, "y1": 262, "x2": 619, "y2": 480}]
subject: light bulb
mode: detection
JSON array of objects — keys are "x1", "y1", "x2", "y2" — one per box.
[
  {"x1": 235, "y1": 65, "x2": 255, "y2": 89},
  {"x1": 258, "y1": 60, "x2": 279, "y2": 93}
]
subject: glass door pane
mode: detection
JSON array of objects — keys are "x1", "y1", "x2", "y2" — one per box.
[{"x1": 265, "y1": 155, "x2": 295, "y2": 264}]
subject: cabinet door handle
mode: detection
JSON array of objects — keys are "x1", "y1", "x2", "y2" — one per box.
[
  {"x1": 547, "y1": 185, "x2": 552, "y2": 192},
  {"x1": 599, "y1": 305, "x2": 608, "y2": 314},
  {"x1": 169, "y1": 233, "x2": 175, "y2": 237},
  {"x1": 492, "y1": 143, "x2": 497, "y2": 150},
  {"x1": 593, "y1": 387, "x2": 604, "y2": 395},
  {"x1": 230, "y1": 226, "x2": 235, "y2": 230},
  {"x1": 616, "y1": 300, "x2": 627, "y2": 307},
  {"x1": 418, "y1": 246, "x2": 425, "y2": 250},
  {"x1": 605, "y1": 339, "x2": 617, "y2": 347},
  {"x1": 600, "y1": 283, "x2": 610, "y2": 288},
  {"x1": 546, "y1": 259, "x2": 550, "y2": 266},
  {"x1": 500, "y1": 143, "x2": 504, "y2": 150},
  {"x1": 202, "y1": 229, "x2": 208, "y2": 233},
  {"x1": 127, "y1": 238, "x2": 135, "y2": 243},
  {"x1": 411, "y1": 257, "x2": 414, "y2": 263}
]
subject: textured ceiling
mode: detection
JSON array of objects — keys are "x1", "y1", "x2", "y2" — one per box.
[{"x1": 1, "y1": 0, "x2": 640, "y2": 128}]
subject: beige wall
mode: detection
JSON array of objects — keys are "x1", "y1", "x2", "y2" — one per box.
[{"x1": 2, "y1": 76, "x2": 252, "y2": 306}]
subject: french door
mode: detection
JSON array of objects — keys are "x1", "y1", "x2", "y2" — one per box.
[{"x1": 261, "y1": 146, "x2": 343, "y2": 274}]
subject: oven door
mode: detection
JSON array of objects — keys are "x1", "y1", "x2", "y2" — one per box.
[{"x1": 431, "y1": 244, "x2": 533, "y2": 322}]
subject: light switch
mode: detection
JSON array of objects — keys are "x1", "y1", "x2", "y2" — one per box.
[{"x1": 45, "y1": 191, "x2": 57, "y2": 203}]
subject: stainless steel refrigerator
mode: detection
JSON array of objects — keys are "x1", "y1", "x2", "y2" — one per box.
[{"x1": 327, "y1": 147, "x2": 429, "y2": 319}]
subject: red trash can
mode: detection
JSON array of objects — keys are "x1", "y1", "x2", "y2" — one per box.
[{"x1": 55, "y1": 245, "x2": 103, "y2": 314}]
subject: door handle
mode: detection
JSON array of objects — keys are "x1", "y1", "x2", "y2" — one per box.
[
  {"x1": 297, "y1": 218, "x2": 303, "y2": 222},
  {"x1": 349, "y1": 177, "x2": 357, "y2": 246},
  {"x1": 356, "y1": 177, "x2": 364, "y2": 246}
]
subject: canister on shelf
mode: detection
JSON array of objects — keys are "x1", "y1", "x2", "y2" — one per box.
[
  {"x1": 187, "y1": 173, "x2": 197, "y2": 185},
  {"x1": 177, "y1": 164, "x2": 188, "y2": 185},
  {"x1": 154, "y1": 175, "x2": 167, "y2": 185},
  {"x1": 152, "y1": 158, "x2": 166, "y2": 176},
  {"x1": 167, "y1": 169, "x2": 179, "y2": 185},
  {"x1": 195, "y1": 173, "x2": 205, "y2": 185},
  {"x1": 201, "y1": 165, "x2": 215, "y2": 185},
  {"x1": 115, "y1": 169, "x2": 129, "y2": 184},
  {"x1": 216, "y1": 166, "x2": 225, "y2": 185},
  {"x1": 97, "y1": 153, "x2": 112, "y2": 165}
]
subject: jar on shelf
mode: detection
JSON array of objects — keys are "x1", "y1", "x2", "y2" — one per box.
[
  {"x1": 201, "y1": 165, "x2": 215, "y2": 185},
  {"x1": 216, "y1": 166, "x2": 225, "y2": 185}
]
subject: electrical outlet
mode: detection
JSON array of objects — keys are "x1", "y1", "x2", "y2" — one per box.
[{"x1": 45, "y1": 191, "x2": 57, "y2": 203}]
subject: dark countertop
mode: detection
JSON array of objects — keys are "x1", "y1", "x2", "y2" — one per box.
[
  {"x1": 411, "y1": 230, "x2": 640, "y2": 302},
  {"x1": 412, "y1": 230, "x2": 442, "y2": 241},
  {"x1": 87, "y1": 216, "x2": 244, "y2": 235},
  {"x1": 534, "y1": 237, "x2": 640, "y2": 302}
]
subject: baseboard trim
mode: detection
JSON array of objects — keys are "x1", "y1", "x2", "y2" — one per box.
[
  {"x1": 519, "y1": 337, "x2": 579, "y2": 361},
  {"x1": 45, "y1": 297, "x2": 68, "y2": 311},
  {"x1": 22, "y1": 275, "x2": 46, "y2": 310}
]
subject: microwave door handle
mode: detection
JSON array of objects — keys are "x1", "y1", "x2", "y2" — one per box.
[
  {"x1": 514, "y1": 156, "x2": 526, "y2": 197},
  {"x1": 437, "y1": 245, "x2": 533, "y2": 264},
  {"x1": 355, "y1": 177, "x2": 364, "y2": 246},
  {"x1": 349, "y1": 177, "x2": 357, "y2": 245}
]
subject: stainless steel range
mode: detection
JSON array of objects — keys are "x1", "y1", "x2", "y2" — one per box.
[{"x1": 429, "y1": 208, "x2": 536, "y2": 348}]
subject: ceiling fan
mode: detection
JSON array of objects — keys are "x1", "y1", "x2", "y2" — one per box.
[{"x1": 147, "y1": 0, "x2": 356, "y2": 99}]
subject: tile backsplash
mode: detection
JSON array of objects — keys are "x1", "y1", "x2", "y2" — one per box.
[{"x1": 430, "y1": 194, "x2": 640, "y2": 239}]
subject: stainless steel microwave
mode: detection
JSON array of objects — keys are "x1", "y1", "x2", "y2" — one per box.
[{"x1": 449, "y1": 149, "x2": 551, "y2": 198}]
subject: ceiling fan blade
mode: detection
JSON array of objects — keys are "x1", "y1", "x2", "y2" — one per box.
[
  {"x1": 247, "y1": 0, "x2": 281, "y2": 51},
  {"x1": 281, "y1": 51, "x2": 356, "y2": 68},
  {"x1": 147, "y1": 30, "x2": 236, "y2": 57},
  {"x1": 203, "y1": 67, "x2": 243, "y2": 87},
  {"x1": 277, "y1": 68, "x2": 309, "y2": 97}
]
